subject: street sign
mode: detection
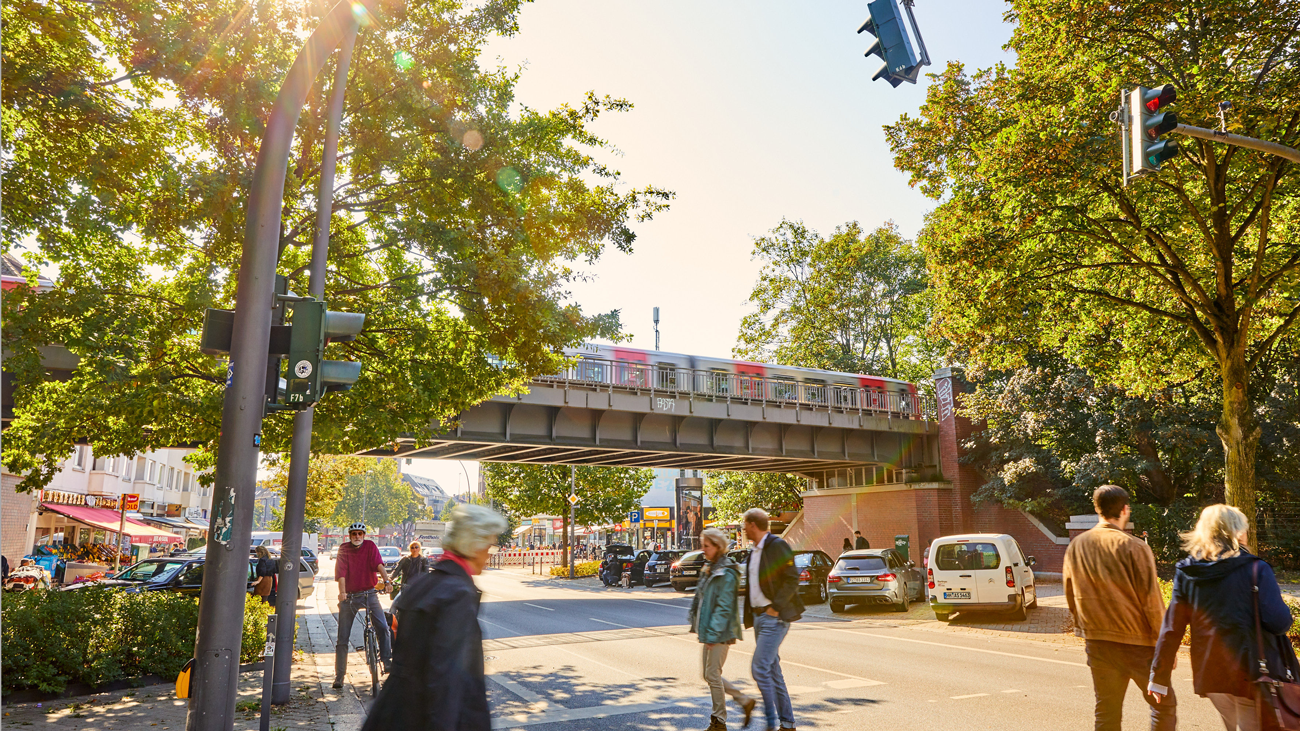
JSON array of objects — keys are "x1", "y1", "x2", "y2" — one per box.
[
  {"x1": 123, "y1": 494, "x2": 140, "y2": 511},
  {"x1": 629, "y1": 509, "x2": 641, "y2": 523},
  {"x1": 568, "y1": 494, "x2": 579, "y2": 506}
]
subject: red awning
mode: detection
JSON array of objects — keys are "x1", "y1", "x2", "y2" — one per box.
[{"x1": 42, "y1": 503, "x2": 178, "y2": 544}]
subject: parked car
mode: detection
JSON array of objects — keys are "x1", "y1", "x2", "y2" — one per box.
[
  {"x1": 925, "y1": 533, "x2": 1036, "y2": 621},
  {"x1": 729, "y1": 548, "x2": 752, "y2": 593},
  {"x1": 65, "y1": 556, "x2": 315, "y2": 599},
  {"x1": 378, "y1": 546, "x2": 402, "y2": 574},
  {"x1": 827, "y1": 548, "x2": 925, "y2": 613},
  {"x1": 598, "y1": 545, "x2": 649, "y2": 586},
  {"x1": 669, "y1": 550, "x2": 707, "y2": 591},
  {"x1": 330, "y1": 545, "x2": 341, "y2": 560},
  {"x1": 792, "y1": 550, "x2": 834, "y2": 604},
  {"x1": 300, "y1": 547, "x2": 319, "y2": 574},
  {"x1": 643, "y1": 550, "x2": 686, "y2": 587}
]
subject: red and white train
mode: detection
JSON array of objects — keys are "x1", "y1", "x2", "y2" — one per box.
[{"x1": 557, "y1": 343, "x2": 921, "y2": 414}]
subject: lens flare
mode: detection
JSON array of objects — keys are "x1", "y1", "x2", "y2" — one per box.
[
  {"x1": 462, "y1": 130, "x2": 483, "y2": 151},
  {"x1": 394, "y1": 51, "x2": 414, "y2": 71},
  {"x1": 495, "y1": 166, "x2": 522, "y2": 193},
  {"x1": 350, "y1": 2, "x2": 371, "y2": 26}
]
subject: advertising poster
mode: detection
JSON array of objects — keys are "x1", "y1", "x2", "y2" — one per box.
[{"x1": 675, "y1": 478, "x2": 704, "y2": 550}]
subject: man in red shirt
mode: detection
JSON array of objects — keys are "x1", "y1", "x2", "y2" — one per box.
[{"x1": 334, "y1": 522, "x2": 394, "y2": 688}]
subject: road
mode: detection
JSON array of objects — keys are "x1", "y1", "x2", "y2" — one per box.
[{"x1": 448, "y1": 566, "x2": 1224, "y2": 731}]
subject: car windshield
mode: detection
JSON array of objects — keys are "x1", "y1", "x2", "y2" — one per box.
[
  {"x1": 935, "y1": 543, "x2": 1001, "y2": 570},
  {"x1": 652, "y1": 552, "x2": 681, "y2": 561},
  {"x1": 379, "y1": 547, "x2": 400, "y2": 558},
  {"x1": 680, "y1": 551, "x2": 704, "y2": 563},
  {"x1": 836, "y1": 557, "x2": 887, "y2": 571},
  {"x1": 115, "y1": 560, "x2": 187, "y2": 582},
  {"x1": 793, "y1": 553, "x2": 814, "y2": 567},
  {"x1": 604, "y1": 547, "x2": 634, "y2": 557}
]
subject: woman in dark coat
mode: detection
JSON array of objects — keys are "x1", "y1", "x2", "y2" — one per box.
[
  {"x1": 362, "y1": 504, "x2": 507, "y2": 731},
  {"x1": 1149, "y1": 504, "x2": 1298, "y2": 730}
]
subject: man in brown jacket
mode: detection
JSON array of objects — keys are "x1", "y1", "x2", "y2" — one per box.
[{"x1": 1064, "y1": 485, "x2": 1175, "y2": 731}]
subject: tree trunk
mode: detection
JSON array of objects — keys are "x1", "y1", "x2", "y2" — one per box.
[{"x1": 1217, "y1": 353, "x2": 1262, "y2": 551}]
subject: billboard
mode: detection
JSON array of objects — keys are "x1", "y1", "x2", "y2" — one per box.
[{"x1": 675, "y1": 478, "x2": 704, "y2": 550}]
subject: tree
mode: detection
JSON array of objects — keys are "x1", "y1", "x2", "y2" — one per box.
[
  {"x1": 482, "y1": 463, "x2": 651, "y2": 567},
  {"x1": 885, "y1": 1, "x2": 1300, "y2": 546},
  {"x1": 734, "y1": 219, "x2": 936, "y2": 383},
  {"x1": 330, "y1": 459, "x2": 430, "y2": 533},
  {"x1": 703, "y1": 472, "x2": 804, "y2": 525},
  {"x1": 2, "y1": 0, "x2": 671, "y2": 492},
  {"x1": 439, "y1": 498, "x2": 458, "y2": 522},
  {"x1": 264, "y1": 455, "x2": 370, "y2": 531}
]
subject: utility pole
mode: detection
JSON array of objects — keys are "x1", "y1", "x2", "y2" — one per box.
[
  {"x1": 186, "y1": 3, "x2": 372, "y2": 729},
  {"x1": 271, "y1": 21, "x2": 357, "y2": 706}
]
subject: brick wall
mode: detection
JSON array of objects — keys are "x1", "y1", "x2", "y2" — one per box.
[
  {"x1": 972, "y1": 503, "x2": 1067, "y2": 573},
  {"x1": 2, "y1": 472, "x2": 35, "y2": 561},
  {"x1": 784, "y1": 493, "x2": 853, "y2": 556}
]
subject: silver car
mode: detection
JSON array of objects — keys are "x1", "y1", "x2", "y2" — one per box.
[{"x1": 827, "y1": 548, "x2": 925, "y2": 613}]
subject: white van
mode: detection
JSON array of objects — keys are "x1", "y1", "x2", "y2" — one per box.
[{"x1": 925, "y1": 533, "x2": 1037, "y2": 621}]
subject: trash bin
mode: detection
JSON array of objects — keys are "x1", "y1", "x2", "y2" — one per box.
[{"x1": 894, "y1": 535, "x2": 910, "y2": 563}]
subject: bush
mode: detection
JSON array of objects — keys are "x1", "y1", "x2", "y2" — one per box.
[
  {"x1": 551, "y1": 561, "x2": 599, "y2": 578},
  {"x1": 2, "y1": 589, "x2": 273, "y2": 694}
]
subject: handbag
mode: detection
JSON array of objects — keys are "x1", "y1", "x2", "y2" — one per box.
[
  {"x1": 253, "y1": 574, "x2": 274, "y2": 597},
  {"x1": 1253, "y1": 561, "x2": 1300, "y2": 729}
]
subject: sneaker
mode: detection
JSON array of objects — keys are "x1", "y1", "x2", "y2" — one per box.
[{"x1": 740, "y1": 698, "x2": 756, "y2": 729}]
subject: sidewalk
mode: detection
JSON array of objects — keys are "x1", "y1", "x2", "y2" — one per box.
[{"x1": 2, "y1": 590, "x2": 375, "y2": 730}]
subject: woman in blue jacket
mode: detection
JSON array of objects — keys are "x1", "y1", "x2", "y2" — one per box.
[
  {"x1": 1149, "y1": 504, "x2": 1298, "y2": 730},
  {"x1": 689, "y1": 527, "x2": 756, "y2": 731}
]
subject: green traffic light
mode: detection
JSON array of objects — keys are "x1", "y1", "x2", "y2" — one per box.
[{"x1": 1145, "y1": 139, "x2": 1179, "y2": 167}]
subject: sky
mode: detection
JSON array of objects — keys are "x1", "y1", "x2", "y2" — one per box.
[{"x1": 405, "y1": 0, "x2": 1017, "y2": 490}]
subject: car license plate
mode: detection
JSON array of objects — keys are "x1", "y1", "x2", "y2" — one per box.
[
  {"x1": 847, "y1": 577, "x2": 872, "y2": 584},
  {"x1": 683, "y1": 570, "x2": 697, "y2": 576},
  {"x1": 944, "y1": 591, "x2": 971, "y2": 600}
]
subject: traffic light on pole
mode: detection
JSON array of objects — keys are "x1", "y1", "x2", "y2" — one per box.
[
  {"x1": 858, "y1": 0, "x2": 926, "y2": 88},
  {"x1": 1129, "y1": 84, "x2": 1179, "y2": 176},
  {"x1": 283, "y1": 300, "x2": 364, "y2": 408}
]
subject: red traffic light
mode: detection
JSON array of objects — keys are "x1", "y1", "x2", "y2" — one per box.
[{"x1": 1143, "y1": 84, "x2": 1177, "y2": 112}]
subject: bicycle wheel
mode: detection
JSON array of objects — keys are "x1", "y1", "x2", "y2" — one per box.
[{"x1": 364, "y1": 621, "x2": 380, "y2": 695}]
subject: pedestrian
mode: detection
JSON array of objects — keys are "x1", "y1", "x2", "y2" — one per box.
[
  {"x1": 842, "y1": 537, "x2": 852, "y2": 553},
  {"x1": 690, "y1": 527, "x2": 756, "y2": 731},
  {"x1": 742, "y1": 508, "x2": 803, "y2": 731},
  {"x1": 1149, "y1": 504, "x2": 1297, "y2": 730},
  {"x1": 1063, "y1": 485, "x2": 1174, "y2": 731},
  {"x1": 253, "y1": 545, "x2": 277, "y2": 605},
  {"x1": 334, "y1": 522, "x2": 394, "y2": 689},
  {"x1": 853, "y1": 531, "x2": 869, "y2": 550},
  {"x1": 393, "y1": 541, "x2": 429, "y2": 600},
  {"x1": 363, "y1": 504, "x2": 507, "y2": 731}
]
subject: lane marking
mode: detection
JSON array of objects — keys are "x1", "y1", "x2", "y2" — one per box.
[
  {"x1": 1002, "y1": 689, "x2": 1022, "y2": 693},
  {"x1": 588, "y1": 618, "x2": 633, "y2": 628},
  {"x1": 951, "y1": 693, "x2": 989, "y2": 700},
  {"x1": 523, "y1": 603, "x2": 554, "y2": 611},
  {"x1": 492, "y1": 701, "x2": 674, "y2": 728},
  {"x1": 825, "y1": 679, "x2": 880, "y2": 689},
  {"x1": 819, "y1": 627, "x2": 1088, "y2": 668},
  {"x1": 487, "y1": 674, "x2": 548, "y2": 706},
  {"x1": 632, "y1": 598, "x2": 692, "y2": 610},
  {"x1": 478, "y1": 618, "x2": 523, "y2": 637}
]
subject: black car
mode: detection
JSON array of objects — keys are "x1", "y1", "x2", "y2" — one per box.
[
  {"x1": 598, "y1": 545, "x2": 649, "y2": 586},
  {"x1": 301, "y1": 547, "x2": 319, "y2": 574},
  {"x1": 63, "y1": 556, "x2": 315, "y2": 599},
  {"x1": 669, "y1": 550, "x2": 707, "y2": 591},
  {"x1": 643, "y1": 550, "x2": 686, "y2": 587},
  {"x1": 792, "y1": 550, "x2": 834, "y2": 604},
  {"x1": 730, "y1": 549, "x2": 752, "y2": 593}
]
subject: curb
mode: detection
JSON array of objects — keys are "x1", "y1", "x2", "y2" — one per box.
[{"x1": 2, "y1": 662, "x2": 267, "y2": 705}]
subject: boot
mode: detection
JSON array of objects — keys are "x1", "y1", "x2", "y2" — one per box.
[
  {"x1": 705, "y1": 719, "x2": 727, "y2": 731},
  {"x1": 740, "y1": 697, "x2": 756, "y2": 729}
]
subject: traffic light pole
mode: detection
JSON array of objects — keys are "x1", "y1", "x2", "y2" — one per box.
[
  {"x1": 1174, "y1": 123, "x2": 1300, "y2": 165},
  {"x1": 186, "y1": 3, "x2": 373, "y2": 730},
  {"x1": 271, "y1": 20, "x2": 357, "y2": 706}
]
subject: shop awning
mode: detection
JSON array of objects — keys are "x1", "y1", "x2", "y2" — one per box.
[
  {"x1": 144, "y1": 516, "x2": 192, "y2": 530},
  {"x1": 513, "y1": 524, "x2": 546, "y2": 536},
  {"x1": 42, "y1": 503, "x2": 178, "y2": 544},
  {"x1": 185, "y1": 516, "x2": 210, "y2": 530}
]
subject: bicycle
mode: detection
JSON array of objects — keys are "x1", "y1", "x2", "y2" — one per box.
[{"x1": 345, "y1": 590, "x2": 382, "y2": 696}]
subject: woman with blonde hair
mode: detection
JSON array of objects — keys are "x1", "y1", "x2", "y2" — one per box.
[
  {"x1": 1149, "y1": 504, "x2": 1297, "y2": 729},
  {"x1": 688, "y1": 527, "x2": 756, "y2": 731},
  {"x1": 252, "y1": 545, "x2": 277, "y2": 604}
]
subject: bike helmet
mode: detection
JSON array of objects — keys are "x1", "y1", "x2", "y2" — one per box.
[{"x1": 347, "y1": 522, "x2": 367, "y2": 533}]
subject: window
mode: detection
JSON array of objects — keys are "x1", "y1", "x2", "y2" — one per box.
[
  {"x1": 136, "y1": 457, "x2": 147, "y2": 481},
  {"x1": 835, "y1": 556, "x2": 887, "y2": 571},
  {"x1": 148, "y1": 461, "x2": 157, "y2": 483},
  {"x1": 167, "y1": 467, "x2": 175, "y2": 490},
  {"x1": 182, "y1": 473, "x2": 191, "y2": 492},
  {"x1": 73, "y1": 445, "x2": 87, "y2": 469},
  {"x1": 934, "y1": 543, "x2": 1002, "y2": 571}
]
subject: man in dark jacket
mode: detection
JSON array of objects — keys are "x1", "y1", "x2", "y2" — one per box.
[
  {"x1": 853, "y1": 531, "x2": 869, "y2": 550},
  {"x1": 742, "y1": 508, "x2": 804, "y2": 731}
]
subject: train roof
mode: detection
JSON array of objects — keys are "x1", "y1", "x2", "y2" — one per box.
[{"x1": 564, "y1": 344, "x2": 916, "y2": 387}]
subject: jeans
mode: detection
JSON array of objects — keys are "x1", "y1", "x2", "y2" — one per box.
[
  {"x1": 1208, "y1": 693, "x2": 1260, "y2": 731},
  {"x1": 752, "y1": 612, "x2": 794, "y2": 729},
  {"x1": 703, "y1": 643, "x2": 752, "y2": 723},
  {"x1": 1085, "y1": 640, "x2": 1176, "y2": 731},
  {"x1": 335, "y1": 589, "x2": 391, "y2": 680}
]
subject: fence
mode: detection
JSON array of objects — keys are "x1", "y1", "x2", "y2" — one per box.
[{"x1": 488, "y1": 550, "x2": 564, "y2": 574}]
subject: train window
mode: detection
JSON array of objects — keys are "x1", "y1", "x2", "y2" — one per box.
[
  {"x1": 805, "y1": 378, "x2": 827, "y2": 404},
  {"x1": 578, "y1": 359, "x2": 605, "y2": 383},
  {"x1": 773, "y1": 376, "x2": 796, "y2": 400},
  {"x1": 656, "y1": 362, "x2": 678, "y2": 390},
  {"x1": 709, "y1": 368, "x2": 731, "y2": 395}
]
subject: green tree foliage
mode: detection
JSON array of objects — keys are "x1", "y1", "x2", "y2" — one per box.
[
  {"x1": 703, "y1": 471, "x2": 804, "y2": 524},
  {"x1": 885, "y1": 1, "x2": 1300, "y2": 544},
  {"x1": 330, "y1": 459, "x2": 429, "y2": 531},
  {"x1": 734, "y1": 219, "x2": 936, "y2": 383},
  {"x1": 2, "y1": 0, "x2": 671, "y2": 492},
  {"x1": 264, "y1": 454, "x2": 370, "y2": 530},
  {"x1": 482, "y1": 464, "x2": 652, "y2": 529},
  {"x1": 440, "y1": 497, "x2": 458, "y2": 522}
]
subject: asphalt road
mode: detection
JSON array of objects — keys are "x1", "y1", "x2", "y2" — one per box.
[{"x1": 469, "y1": 568, "x2": 1225, "y2": 731}]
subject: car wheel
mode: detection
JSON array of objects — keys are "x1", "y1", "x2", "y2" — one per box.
[
  {"x1": 934, "y1": 610, "x2": 950, "y2": 622},
  {"x1": 674, "y1": 583, "x2": 687, "y2": 592},
  {"x1": 1012, "y1": 593, "x2": 1029, "y2": 621},
  {"x1": 895, "y1": 587, "x2": 910, "y2": 612},
  {"x1": 830, "y1": 600, "x2": 844, "y2": 613},
  {"x1": 1028, "y1": 589, "x2": 1038, "y2": 609},
  {"x1": 644, "y1": 581, "x2": 655, "y2": 589},
  {"x1": 816, "y1": 582, "x2": 828, "y2": 604}
]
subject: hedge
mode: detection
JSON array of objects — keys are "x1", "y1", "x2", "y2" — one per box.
[
  {"x1": 551, "y1": 561, "x2": 600, "y2": 578},
  {"x1": 1158, "y1": 578, "x2": 1300, "y2": 648},
  {"x1": 3, "y1": 589, "x2": 272, "y2": 694}
]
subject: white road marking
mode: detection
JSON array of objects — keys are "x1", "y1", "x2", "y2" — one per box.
[
  {"x1": 632, "y1": 598, "x2": 692, "y2": 610},
  {"x1": 821, "y1": 627, "x2": 1089, "y2": 668},
  {"x1": 825, "y1": 679, "x2": 881, "y2": 689},
  {"x1": 523, "y1": 603, "x2": 554, "y2": 611},
  {"x1": 1002, "y1": 689, "x2": 1022, "y2": 693},
  {"x1": 588, "y1": 618, "x2": 633, "y2": 628},
  {"x1": 952, "y1": 693, "x2": 990, "y2": 700},
  {"x1": 491, "y1": 701, "x2": 676, "y2": 728},
  {"x1": 479, "y1": 618, "x2": 523, "y2": 636},
  {"x1": 487, "y1": 675, "x2": 548, "y2": 706}
]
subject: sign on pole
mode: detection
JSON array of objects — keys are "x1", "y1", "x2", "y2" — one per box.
[
  {"x1": 123, "y1": 494, "x2": 140, "y2": 511},
  {"x1": 567, "y1": 494, "x2": 579, "y2": 506}
]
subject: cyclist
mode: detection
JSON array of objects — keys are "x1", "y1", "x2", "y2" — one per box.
[{"x1": 334, "y1": 522, "x2": 393, "y2": 689}]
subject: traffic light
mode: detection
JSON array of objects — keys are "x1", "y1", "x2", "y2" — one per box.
[
  {"x1": 282, "y1": 299, "x2": 365, "y2": 408},
  {"x1": 1128, "y1": 84, "x2": 1179, "y2": 176},
  {"x1": 858, "y1": 0, "x2": 928, "y2": 87}
]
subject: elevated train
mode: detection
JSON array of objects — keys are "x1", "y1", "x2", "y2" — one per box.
[{"x1": 555, "y1": 343, "x2": 923, "y2": 417}]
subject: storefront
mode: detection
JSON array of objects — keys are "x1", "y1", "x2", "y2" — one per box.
[{"x1": 33, "y1": 498, "x2": 179, "y2": 569}]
